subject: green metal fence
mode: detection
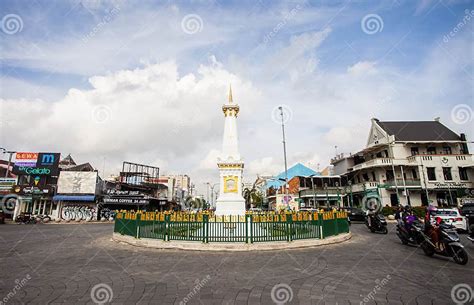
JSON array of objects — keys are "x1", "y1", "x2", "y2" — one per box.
[{"x1": 114, "y1": 211, "x2": 350, "y2": 243}]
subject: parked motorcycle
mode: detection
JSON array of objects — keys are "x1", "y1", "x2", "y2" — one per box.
[
  {"x1": 420, "y1": 222, "x2": 468, "y2": 265},
  {"x1": 365, "y1": 213, "x2": 388, "y2": 234},
  {"x1": 396, "y1": 220, "x2": 424, "y2": 246},
  {"x1": 15, "y1": 213, "x2": 36, "y2": 224}
]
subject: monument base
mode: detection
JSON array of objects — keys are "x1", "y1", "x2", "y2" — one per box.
[{"x1": 215, "y1": 195, "x2": 246, "y2": 216}]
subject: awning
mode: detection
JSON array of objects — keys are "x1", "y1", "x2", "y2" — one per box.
[{"x1": 53, "y1": 195, "x2": 95, "y2": 202}]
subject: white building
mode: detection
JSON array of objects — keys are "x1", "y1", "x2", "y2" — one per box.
[{"x1": 332, "y1": 118, "x2": 474, "y2": 207}]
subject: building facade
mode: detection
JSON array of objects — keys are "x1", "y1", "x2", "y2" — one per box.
[{"x1": 331, "y1": 118, "x2": 474, "y2": 207}]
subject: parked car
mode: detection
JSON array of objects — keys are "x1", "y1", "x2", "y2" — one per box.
[
  {"x1": 434, "y1": 209, "x2": 467, "y2": 231},
  {"x1": 460, "y1": 202, "x2": 474, "y2": 234},
  {"x1": 342, "y1": 207, "x2": 365, "y2": 222}
]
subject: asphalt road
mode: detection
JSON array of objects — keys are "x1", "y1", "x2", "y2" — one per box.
[{"x1": 0, "y1": 222, "x2": 473, "y2": 305}]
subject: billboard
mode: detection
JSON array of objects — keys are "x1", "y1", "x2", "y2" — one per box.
[
  {"x1": 57, "y1": 171, "x2": 98, "y2": 194},
  {"x1": 0, "y1": 178, "x2": 17, "y2": 194},
  {"x1": 12, "y1": 152, "x2": 60, "y2": 176}
]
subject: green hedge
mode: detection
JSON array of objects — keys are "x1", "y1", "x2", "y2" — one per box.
[{"x1": 381, "y1": 206, "x2": 426, "y2": 218}]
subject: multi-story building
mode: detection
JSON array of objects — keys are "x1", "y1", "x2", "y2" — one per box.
[{"x1": 331, "y1": 118, "x2": 474, "y2": 207}]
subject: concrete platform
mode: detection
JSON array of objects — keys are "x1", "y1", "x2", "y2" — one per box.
[{"x1": 112, "y1": 232, "x2": 352, "y2": 251}]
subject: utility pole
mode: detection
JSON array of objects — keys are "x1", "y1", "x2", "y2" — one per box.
[
  {"x1": 390, "y1": 141, "x2": 400, "y2": 205},
  {"x1": 0, "y1": 148, "x2": 15, "y2": 178},
  {"x1": 278, "y1": 106, "x2": 289, "y2": 210}
]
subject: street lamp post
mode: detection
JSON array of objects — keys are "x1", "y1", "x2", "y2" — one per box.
[
  {"x1": 324, "y1": 182, "x2": 329, "y2": 209},
  {"x1": 390, "y1": 141, "x2": 400, "y2": 205},
  {"x1": 335, "y1": 181, "x2": 340, "y2": 208},
  {"x1": 309, "y1": 174, "x2": 318, "y2": 209},
  {"x1": 348, "y1": 181, "x2": 353, "y2": 207},
  {"x1": 278, "y1": 106, "x2": 290, "y2": 210},
  {"x1": 0, "y1": 148, "x2": 15, "y2": 178}
]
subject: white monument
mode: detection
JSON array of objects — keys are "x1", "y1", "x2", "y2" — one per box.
[{"x1": 215, "y1": 86, "x2": 246, "y2": 216}]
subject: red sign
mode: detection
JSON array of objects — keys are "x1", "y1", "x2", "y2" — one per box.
[{"x1": 16, "y1": 152, "x2": 38, "y2": 160}]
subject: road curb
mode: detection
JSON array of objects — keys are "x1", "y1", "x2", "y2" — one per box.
[{"x1": 112, "y1": 232, "x2": 352, "y2": 251}]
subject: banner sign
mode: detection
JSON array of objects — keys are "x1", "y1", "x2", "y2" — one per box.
[
  {"x1": 13, "y1": 152, "x2": 60, "y2": 176},
  {"x1": 57, "y1": 171, "x2": 97, "y2": 194}
]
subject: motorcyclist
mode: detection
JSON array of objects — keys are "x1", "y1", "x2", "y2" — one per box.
[
  {"x1": 365, "y1": 207, "x2": 376, "y2": 228},
  {"x1": 424, "y1": 204, "x2": 442, "y2": 250},
  {"x1": 395, "y1": 205, "x2": 403, "y2": 226}
]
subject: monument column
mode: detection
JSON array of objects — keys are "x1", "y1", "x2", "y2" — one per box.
[{"x1": 215, "y1": 86, "x2": 246, "y2": 216}]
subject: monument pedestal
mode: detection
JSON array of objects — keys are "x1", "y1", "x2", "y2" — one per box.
[{"x1": 215, "y1": 195, "x2": 245, "y2": 216}]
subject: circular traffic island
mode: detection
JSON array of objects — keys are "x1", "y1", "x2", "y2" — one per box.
[{"x1": 112, "y1": 211, "x2": 351, "y2": 251}]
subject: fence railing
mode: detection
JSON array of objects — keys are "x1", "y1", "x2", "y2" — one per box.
[{"x1": 114, "y1": 211, "x2": 349, "y2": 243}]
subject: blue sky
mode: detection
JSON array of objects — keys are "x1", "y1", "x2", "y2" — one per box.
[{"x1": 0, "y1": 0, "x2": 473, "y2": 188}]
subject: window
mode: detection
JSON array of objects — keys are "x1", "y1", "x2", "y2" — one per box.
[
  {"x1": 459, "y1": 167, "x2": 469, "y2": 181},
  {"x1": 427, "y1": 167, "x2": 436, "y2": 181},
  {"x1": 362, "y1": 173, "x2": 369, "y2": 181},
  {"x1": 411, "y1": 169, "x2": 418, "y2": 180},
  {"x1": 442, "y1": 146, "x2": 452, "y2": 155},
  {"x1": 372, "y1": 172, "x2": 376, "y2": 181},
  {"x1": 386, "y1": 170, "x2": 394, "y2": 181},
  {"x1": 443, "y1": 167, "x2": 452, "y2": 180},
  {"x1": 427, "y1": 147, "x2": 436, "y2": 155},
  {"x1": 411, "y1": 147, "x2": 419, "y2": 156}
]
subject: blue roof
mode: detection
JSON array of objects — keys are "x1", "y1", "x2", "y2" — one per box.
[
  {"x1": 53, "y1": 195, "x2": 95, "y2": 202},
  {"x1": 266, "y1": 163, "x2": 319, "y2": 189}
]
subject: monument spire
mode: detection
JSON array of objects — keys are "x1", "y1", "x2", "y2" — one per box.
[{"x1": 228, "y1": 85, "x2": 233, "y2": 103}]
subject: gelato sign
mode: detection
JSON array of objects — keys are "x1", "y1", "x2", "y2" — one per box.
[{"x1": 13, "y1": 152, "x2": 60, "y2": 176}]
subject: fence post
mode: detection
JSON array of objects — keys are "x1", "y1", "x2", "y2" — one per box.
[
  {"x1": 136, "y1": 213, "x2": 141, "y2": 239},
  {"x1": 245, "y1": 215, "x2": 249, "y2": 244},
  {"x1": 335, "y1": 212, "x2": 339, "y2": 235},
  {"x1": 286, "y1": 213, "x2": 292, "y2": 242},
  {"x1": 318, "y1": 213, "x2": 324, "y2": 239},
  {"x1": 203, "y1": 214, "x2": 208, "y2": 243},
  {"x1": 165, "y1": 214, "x2": 170, "y2": 241}
]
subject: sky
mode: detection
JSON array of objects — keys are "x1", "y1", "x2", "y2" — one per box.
[{"x1": 0, "y1": 0, "x2": 473, "y2": 196}]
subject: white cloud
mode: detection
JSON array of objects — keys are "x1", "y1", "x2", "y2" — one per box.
[{"x1": 347, "y1": 61, "x2": 377, "y2": 76}]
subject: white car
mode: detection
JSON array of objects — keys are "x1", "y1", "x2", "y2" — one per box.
[{"x1": 434, "y1": 209, "x2": 467, "y2": 231}]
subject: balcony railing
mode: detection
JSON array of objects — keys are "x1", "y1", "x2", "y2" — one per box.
[
  {"x1": 407, "y1": 154, "x2": 473, "y2": 165},
  {"x1": 382, "y1": 179, "x2": 421, "y2": 188}
]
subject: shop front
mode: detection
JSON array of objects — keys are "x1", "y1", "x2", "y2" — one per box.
[
  {"x1": 53, "y1": 195, "x2": 98, "y2": 221},
  {"x1": 12, "y1": 185, "x2": 56, "y2": 219}
]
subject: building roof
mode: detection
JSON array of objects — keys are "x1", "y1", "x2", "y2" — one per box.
[
  {"x1": 376, "y1": 120, "x2": 461, "y2": 142},
  {"x1": 267, "y1": 163, "x2": 318, "y2": 189}
]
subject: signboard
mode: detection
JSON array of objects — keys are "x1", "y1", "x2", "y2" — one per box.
[
  {"x1": 106, "y1": 189, "x2": 141, "y2": 196},
  {"x1": 431, "y1": 182, "x2": 468, "y2": 189},
  {"x1": 12, "y1": 185, "x2": 53, "y2": 195},
  {"x1": 0, "y1": 178, "x2": 17, "y2": 193},
  {"x1": 13, "y1": 152, "x2": 60, "y2": 176},
  {"x1": 57, "y1": 171, "x2": 97, "y2": 194},
  {"x1": 103, "y1": 197, "x2": 149, "y2": 205},
  {"x1": 15, "y1": 152, "x2": 38, "y2": 167}
]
